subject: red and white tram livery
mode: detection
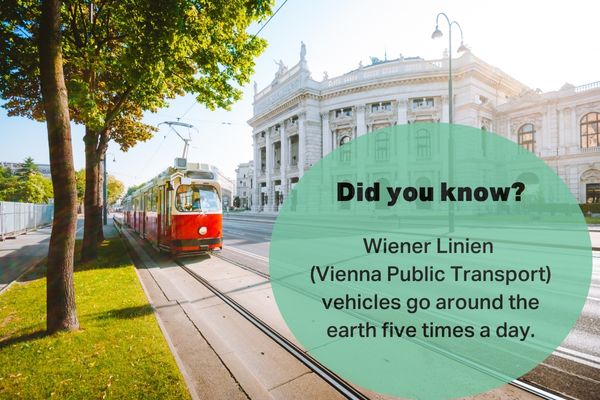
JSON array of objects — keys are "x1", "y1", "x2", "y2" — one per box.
[{"x1": 123, "y1": 162, "x2": 223, "y2": 255}]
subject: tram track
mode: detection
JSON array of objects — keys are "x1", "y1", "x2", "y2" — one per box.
[
  {"x1": 213, "y1": 247, "x2": 572, "y2": 400},
  {"x1": 114, "y1": 219, "x2": 369, "y2": 400},
  {"x1": 115, "y1": 218, "x2": 573, "y2": 399},
  {"x1": 173, "y1": 258, "x2": 370, "y2": 400}
]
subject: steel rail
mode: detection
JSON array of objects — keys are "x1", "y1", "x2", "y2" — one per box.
[
  {"x1": 173, "y1": 258, "x2": 370, "y2": 400},
  {"x1": 114, "y1": 218, "x2": 569, "y2": 400}
]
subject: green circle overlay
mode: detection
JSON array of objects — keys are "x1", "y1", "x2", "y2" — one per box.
[{"x1": 269, "y1": 123, "x2": 592, "y2": 399}]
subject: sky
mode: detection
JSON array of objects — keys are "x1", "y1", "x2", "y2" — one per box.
[{"x1": 1, "y1": 0, "x2": 599, "y2": 190}]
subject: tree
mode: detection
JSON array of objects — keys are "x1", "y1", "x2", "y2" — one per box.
[
  {"x1": 75, "y1": 168, "x2": 86, "y2": 206},
  {"x1": 16, "y1": 156, "x2": 40, "y2": 177},
  {"x1": 125, "y1": 183, "x2": 143, "y2": 197},
  {"x1": 1, "y1": 0, "x2": 274, "y2": 262},
  {"x1": 107, "y1": 175, "x2": 124, "y2": 205},
  {"x1": 38, "y1": 0, "x2": 80, "y2": 332},
  {"x1": 0, "y1": 160, "x2": 53, "y2": 203},
  {"x1": 75, "y1": 170, "x2": 122, "y2": 209}
]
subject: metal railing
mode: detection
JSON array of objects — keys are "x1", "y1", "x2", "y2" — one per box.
[{"x1": 0, "y1": 201, "x2": 54, "y2": 240}]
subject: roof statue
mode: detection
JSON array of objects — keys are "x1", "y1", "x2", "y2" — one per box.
[
  {"x1": 274, "y1": 59, "x2": 288, "y2": 80},
  {"x1": 300, "y1": 41, "x2": 306, "y2": 62}
]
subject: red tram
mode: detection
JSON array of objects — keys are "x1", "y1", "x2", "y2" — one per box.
[{"x1": 122, "y1": 162, "x2": 222, "y2": 255}]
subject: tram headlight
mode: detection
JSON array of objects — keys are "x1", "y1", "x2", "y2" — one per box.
[{"x1": 198, "y1": 226, "x2": 207, "y2": 235}]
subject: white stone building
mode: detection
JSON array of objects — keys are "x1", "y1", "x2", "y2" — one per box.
[
  {"x1": 235, "y1": 160, "x2": 254, "y2": 209},
  {"x1": 248, "y1": 45, "x2": 600, "y2": 212}
]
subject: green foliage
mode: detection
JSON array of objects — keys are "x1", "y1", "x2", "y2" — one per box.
[
  {"x1": 74, "y1": 171, "x2": 125, "y2": 205},
  {"x1": 0, "y1": 159, "x2": 53, "y2": 204},
  {"x1": 125, "y1": 183, "x2": 144, "y2": 197},
  {"x1": 107, "y1": 175, "x2": 124, "y2": 205},
  {"x1": 1, "y1": 0, "x2": 274, "y2": 151},
  {"x1": 16, "y1": 157, "x2": 39, "y2": 177},
  {"x1": 75, "y1": 169, "x2": 86, "y2": 204}
]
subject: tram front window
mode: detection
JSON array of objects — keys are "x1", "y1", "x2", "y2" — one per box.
[{"x1": 175, "y1": 185, "x2": 221, "y2": 212}]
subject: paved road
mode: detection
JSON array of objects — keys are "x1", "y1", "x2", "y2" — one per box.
[
  {"x1": 222, "y1": 214, "x2": 600, "y2": 398},
  {"x1": 0, "y1": 218, "x2": 86, "y2": 293}
]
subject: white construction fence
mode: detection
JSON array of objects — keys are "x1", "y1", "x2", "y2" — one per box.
[{"x1": 0, "y1": 201, "x2": 53, "y2": 240}]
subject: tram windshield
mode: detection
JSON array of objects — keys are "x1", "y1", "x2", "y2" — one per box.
[{"x1": 175, "y1": 184, "x2": 221, "y2": 213}]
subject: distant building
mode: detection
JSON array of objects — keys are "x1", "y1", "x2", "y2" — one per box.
[
  {"x1": 248, "y1": 44, "x2": 600, "y2": 212},
  {"x1": 235, "y1": 161, "x2": 254, "y2": 209},
  {"x1": 0, "y1": 161, "x2": 51, "y2": 178},
  {"x1": 212, "y1": 167, "x2": 234, "y2": 210}
]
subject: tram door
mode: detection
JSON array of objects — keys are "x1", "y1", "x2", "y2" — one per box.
[{"x1": 158, "y1": 185, "x2": 171, "y2": 247}]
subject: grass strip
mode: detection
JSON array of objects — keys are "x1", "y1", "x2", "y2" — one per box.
[{"x1": 0, "y1": 237, "x2": 191, "y2": 399}]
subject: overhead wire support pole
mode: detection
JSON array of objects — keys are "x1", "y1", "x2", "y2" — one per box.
[{"x1": 158, "y1": 121, "x2": 198, "y2": 160}]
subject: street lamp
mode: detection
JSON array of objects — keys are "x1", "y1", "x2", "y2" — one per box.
[
  {"x1": 431, "y1": 12, "x2": 467, "y2": 124},
  {"x1": 432, "y1": 13, "x2": 467, "y2": 233},
  {"x1": 103, "y1": 152, "x2": 116, "y2": 225}
]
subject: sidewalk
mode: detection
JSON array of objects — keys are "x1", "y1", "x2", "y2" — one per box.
[
  {"x1": 0, "y1": 217, "x2": 116, "y2": 293},
  {"x1": 0, "y1": 225, "x2": 52, "y2": 293}
]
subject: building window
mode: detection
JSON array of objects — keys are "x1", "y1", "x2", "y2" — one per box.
[
  {"x1": 375, "y1": 132, "x2": 389, "y2": 161},
  {"x1": 581, "y1": 112, "x2": 600, "y2": 148},
  {"x1": 412, "y1": 97, "x2": 434, "y2": 110},
  {"x1": 339, "y1": 135, "x2": 351, "y2": 162},
  {"x1": 518, "y1": 123, "x2": 535, "y2": 152},
  {"x1": 335, "y1": 107, "x2": 353, "y2": 118},
  {"x1": 416, "y1": 129, "x2": 431, "y2": 159},
  {"x1": 371, "y1": 101, "x2": 392, "y2": 112},
  {"x1": 587, "y1": 183, "x2": 600, "y2": 203}
]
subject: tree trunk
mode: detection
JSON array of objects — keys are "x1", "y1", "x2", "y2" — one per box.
[
  {"x1": 81, "y1": 127, "x2": 101, "y2": 262},
  {"x1": 38, "y1": 0, "x2": 80, "y2": 333},
  {"x1": 97, "y1": 152, "x2": 105, "y2": 243}
]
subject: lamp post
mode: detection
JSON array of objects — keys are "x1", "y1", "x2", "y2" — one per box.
[
  {"x1": 103, "y1": 152, "x2": 116, "y2": 225},
  {"x1": 431, "y1": 13, "x2": 467, "y2": 124},
  {"x1": 432, "y1": 13, "x2": 467, "y2": 233}
]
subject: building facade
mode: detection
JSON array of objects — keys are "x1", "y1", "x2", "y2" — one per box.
[
  {"x1": 235, "y1": 161, "x2": 254, "y2": 209},
  {"x1": 248, "y1": 45, "x2": 600, "y2": 212}
]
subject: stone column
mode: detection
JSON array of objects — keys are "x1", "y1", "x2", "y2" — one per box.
[
  {"x1": 266, "y1": 128, "x2": 273, "y2": 211},
  {"x1": 321, "y1": 111, "x2": 332, "y2": 157},
  {"x1": 299, "y1": 114, "x2": 307, "y2": 178},
  {"x1": 252, "y1": 133, "x2": 260, "y2": 212},
  {"x1": 441, "y1": 96, "x2": 449, "y2": 123},
  {"x1": 570, "y1": 108, "x2": 578, "y2": 153},
  {"x1": 280, "y1": 121, "x2": 287, "y2": 205},
  {"x1": 397, "y1": 99, "x2": 408, "y2": 124},
  {"x1": 356, "y1": 105, "x2": 367, "y2": 136}
]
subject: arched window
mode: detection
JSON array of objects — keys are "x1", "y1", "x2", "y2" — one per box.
[
  {"x1": 339, "y1": 135, "x2": 351, "y2": 163},
  {"x1": 339, "y1": 135, "x2": 351, "y2": 146},
  {"x1": 518, "y1": 124, "x2": 535, "y2": 152},
  {"x1": 580, "y1": 112, "x2": 600, "y2": 148}
]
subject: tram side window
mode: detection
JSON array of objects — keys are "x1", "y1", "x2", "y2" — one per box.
[
  {"x1": 153, "y1": 188, "x2": 159, "y2": 212},
  {"x1": 175, "y1": 185, "x2": 221, "y2": 212}
]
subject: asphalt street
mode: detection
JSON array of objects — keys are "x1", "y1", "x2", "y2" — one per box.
[{"x1": 221, "y1": 214, "x2": 600, "y2": 398}]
